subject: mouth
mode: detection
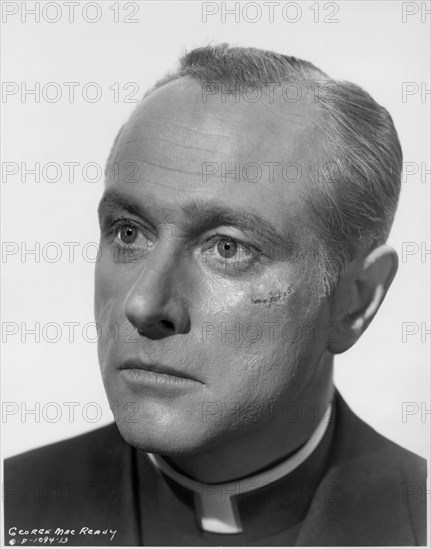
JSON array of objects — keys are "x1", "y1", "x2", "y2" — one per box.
[{"x1": 118, "y1": 359, "x2": 203, "y2": 385}]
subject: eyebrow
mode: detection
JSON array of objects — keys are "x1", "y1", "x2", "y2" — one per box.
[
  {"x1": 98, "y1": 188, "x2": 296, "y2": 250},
  {"x1": 98, "y1": 189, "x2": 150, "y2": 223}
]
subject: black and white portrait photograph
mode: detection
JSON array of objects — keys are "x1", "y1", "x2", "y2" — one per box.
[{"x1": 1, "y1": 0, "x2": 430, "y2": 547}]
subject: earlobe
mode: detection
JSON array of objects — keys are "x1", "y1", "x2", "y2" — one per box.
[{"x1": 328, "y1": 244, "x2": 398, "y2": 354}]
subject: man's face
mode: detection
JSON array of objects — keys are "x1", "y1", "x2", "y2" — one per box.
[{"x1": 95, "y1": 77, "x2": 332, "y2": 455}]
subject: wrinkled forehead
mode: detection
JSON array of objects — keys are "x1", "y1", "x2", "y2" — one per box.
[{"x1": 110, "y1": 76, "x2": 327, "y2": 173}]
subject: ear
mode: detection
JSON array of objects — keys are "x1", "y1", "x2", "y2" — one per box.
[{"x1": 328, "y1": 244, "x2": 398, "y2": 354}]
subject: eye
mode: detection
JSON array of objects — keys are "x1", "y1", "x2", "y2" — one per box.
[
  {"x1": 202, "y1": 235, "x2": 261, "y2": 275},
  {"x1": 110, "y1": 220, "x2": 153, "y2": 263},
  {"x1": 112, "y1": 220, "x2": 152, "y2": 251},
  {"x1": 117, "y1": 224, "x2": 139, "y2": 245},
  {"x1": 216, "y1": 238, "x2": 238, "y2": 259}
]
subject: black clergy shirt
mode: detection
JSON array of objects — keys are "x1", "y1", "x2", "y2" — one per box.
[
  {"x1": 134, "y1": 400, "x2": 335, "y2": 545},
  {"x1": 3, "y1": 390, "x2": 427, "y2": 546}
]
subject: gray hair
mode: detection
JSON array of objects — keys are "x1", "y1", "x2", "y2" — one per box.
[{"x1": 108, "y1": 44, "x2": 402, "y2": 295}]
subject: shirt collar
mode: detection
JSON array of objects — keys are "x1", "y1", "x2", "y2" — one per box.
[{"x1": 146, "y1": 402, "x2": 333, "y2": 534}]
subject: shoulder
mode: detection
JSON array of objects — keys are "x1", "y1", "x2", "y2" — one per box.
[
  {"x1": 4, "y1": 423, "x2": 131, "y2": 518},
  {"x1": 300, "y1": 392, "x2": 427, "y2": 546},
  {"x1": 332, "y1": 392, "x2": 426, "y2": 482},
  {"x1": 4, "y1": 423, "x2": 126, "y2": 482},
  {"x1": 3, "y1": 424, "x2": 141, "y2": 546}
]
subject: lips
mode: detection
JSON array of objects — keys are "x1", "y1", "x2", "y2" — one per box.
[{"x1": 118, "y1": 359, "x2": 202, "y2": 384}]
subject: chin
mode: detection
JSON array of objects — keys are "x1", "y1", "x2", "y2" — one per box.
[{"x1": 113, "y1": 413, "x2": 223, "y2": 457}]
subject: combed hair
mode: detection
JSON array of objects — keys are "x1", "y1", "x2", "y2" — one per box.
[{"x1": 108, "y1": 44, "x2": 403, "y2": 295}]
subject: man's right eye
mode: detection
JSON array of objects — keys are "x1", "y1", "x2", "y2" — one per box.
[
  {"x1": 111, "y1": 220, "x2": 153, "y2": 252},
  {"x1": 117, "y1": 223, "x2": 139, "y2": 245}
]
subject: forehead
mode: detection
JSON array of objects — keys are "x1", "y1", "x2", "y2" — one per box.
[
  {"x1": 105, "y1": 77, "x2": 327, "y2": 233},
  {"x1": 111, "y1": 76, "x2": 325, "y2": 178}
]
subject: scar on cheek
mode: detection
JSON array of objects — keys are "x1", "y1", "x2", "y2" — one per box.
[{"x1": 251, "y1": 286, "x2": 294, "y2": 306}]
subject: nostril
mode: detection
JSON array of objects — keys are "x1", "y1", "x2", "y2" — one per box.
[
  {"x1": 137, "y1": 319, "x2": 175, "y2": 338},
  {"x1": 161, "y1": 320, "x2": 175, "y2": 331}
]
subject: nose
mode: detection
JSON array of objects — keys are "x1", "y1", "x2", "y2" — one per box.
[{"x1": 123, "y1": 245, "x2": 191, "y2": 340}]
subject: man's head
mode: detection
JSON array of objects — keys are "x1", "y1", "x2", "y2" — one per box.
[{"x1": 94, "y1": 45, "x2": 401, "y2": 459}]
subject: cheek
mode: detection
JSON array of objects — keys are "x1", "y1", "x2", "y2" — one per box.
[
  {"x1": 197, "y1": 278, "x2": 317, "y2": 394},
  {"x1": 94, "y1": 258, "x2": 132, "y2": 365},
  {"x1": 203, "y1": 273, "x2": 315, "y2": 353},
  {"x1": 94, "y1": 256, "x2": 113, "y2": 316},
  {"x1": 94, "y1": 254, "x2": 133, "y2": 320},
  {"x1": 192, "y1": 294, "x2": 317, "y2": 434}
]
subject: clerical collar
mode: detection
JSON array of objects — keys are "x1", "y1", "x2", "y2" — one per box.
[{"x1": 146, "y1": 403, "x2": 333, "y2": 535}]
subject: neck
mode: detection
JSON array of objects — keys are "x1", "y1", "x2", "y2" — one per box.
[{"x1": 168, "y1": 353, "x2": 334, "y2": 483}]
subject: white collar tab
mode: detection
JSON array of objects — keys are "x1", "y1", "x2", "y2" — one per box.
[{"x1": 147, "y1": 403, "x2": 332, "y2": 534}]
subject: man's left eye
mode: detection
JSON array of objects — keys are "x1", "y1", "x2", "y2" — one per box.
[
  {"x1": 216, "y1": 238, "x2": 240, "y2": 259},
  {"x1": 203, "y1": 236, "x2": 258, "y2": 271}
]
